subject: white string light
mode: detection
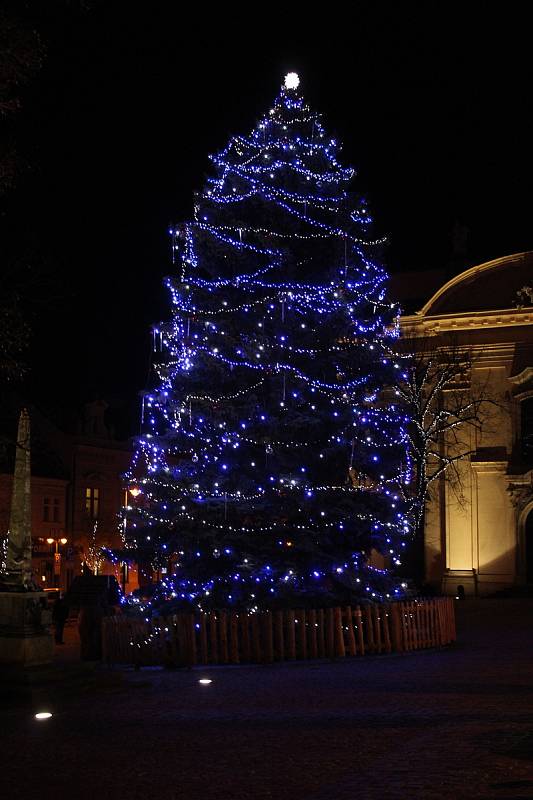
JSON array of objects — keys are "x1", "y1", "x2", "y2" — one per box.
[{"x1": 120, "y1": 75, "x2": 411, "y2": 610}]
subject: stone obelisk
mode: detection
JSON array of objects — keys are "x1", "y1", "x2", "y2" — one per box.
[
  {"x1": 3, "y1": 409, "x2": 34, "y2": 589},
  {"x1": 0, "y1": 410, "x2": 53, "y2": 665}
]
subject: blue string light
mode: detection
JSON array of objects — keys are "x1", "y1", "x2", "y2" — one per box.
[{"x1": 121, "y1": 74, "x2": 411, "y2": 611}]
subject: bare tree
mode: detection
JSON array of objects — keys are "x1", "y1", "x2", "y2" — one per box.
[
  {"x1": 0, "y1": 2, "x2": 97, "y2": 384},
  {"x1": 393, "y1": 333, "x2": 497, "y2": 540},
  {"x1": 0, "y1": 4, "x2": 43, "y2": 386},
  {"x1": 0, "y1": 4, "x2": 43, "y2": 195}
]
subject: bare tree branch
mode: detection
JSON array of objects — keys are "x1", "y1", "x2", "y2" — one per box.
[{"x1": 391, "y1": 332, "x2": 501, "y2": 534}]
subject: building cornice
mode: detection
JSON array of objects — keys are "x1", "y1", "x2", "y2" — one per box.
[
  {"x1": 470, "y1": 461, "x2": 508, "y2": 473},
  {"x1": 400, "y1": 306, "x2": 533, "y2": 334}
]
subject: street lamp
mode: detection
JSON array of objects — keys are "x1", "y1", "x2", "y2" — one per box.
[
  {"x1": 120, "y1": 487, "x2": 141, "y2": 593},
  {"x1": 46, "y1": 537, "x2": 68, "y2": 549},
  {"x1": 46, "y1": 537, "x2": 68, "y2": 587}
]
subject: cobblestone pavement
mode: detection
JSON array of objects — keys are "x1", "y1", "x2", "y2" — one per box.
[{"x1": 2, "y1": 600, "x2": 533, "y2": 800}]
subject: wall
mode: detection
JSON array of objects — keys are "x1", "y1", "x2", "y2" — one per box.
[{"x1": 401, "y1": 271, "x2": 533, "y2": 594}]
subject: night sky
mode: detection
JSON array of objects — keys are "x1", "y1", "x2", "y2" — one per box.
[{"x1": 5, "y1": 4, "x2": 533, "y2": 434}]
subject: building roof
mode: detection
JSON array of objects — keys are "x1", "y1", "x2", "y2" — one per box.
[
  {"x1": 389, "y1": 269, "x2": 447, "y2": 315},
  {"x1": 417, "y1": 252, "x2": 533, "y2": 316}
]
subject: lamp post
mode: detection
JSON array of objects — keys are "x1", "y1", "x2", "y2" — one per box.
[
  {"x1": 46, "y1": 537, "x2": 68, "y2": 588},
  {"x1": 120, "y1": 487, "x2": 141, "y2": 594}
]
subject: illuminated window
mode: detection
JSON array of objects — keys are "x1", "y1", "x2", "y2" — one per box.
[{"x1": 85, "y1": 487, "x2": 100, "y2": 518}]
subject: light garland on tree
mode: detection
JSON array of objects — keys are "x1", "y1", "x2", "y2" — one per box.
[{"x1": 119, "y1": 73, "x2": 411, "y2": 611}]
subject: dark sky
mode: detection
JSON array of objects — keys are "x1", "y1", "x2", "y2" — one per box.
[{"x1": 6, "y1": 4, "x2": 533, "y2": 432}]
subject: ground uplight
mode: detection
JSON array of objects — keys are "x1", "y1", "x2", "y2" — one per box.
[
  {"x1": 198, "y1": 679, "x2": 212, "y2": 685},
  {"x1": 34, "y1": 712, "x2": 53, "y2": 720}
]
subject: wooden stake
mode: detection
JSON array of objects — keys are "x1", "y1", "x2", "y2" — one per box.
[
  {"x1": 296, "y1": 610, "x2": 307, "y2": 660},
  {"x1": 317, "y1": 608, "x2": 326, "y2": 658},
  {"x1": 240, "y1": 613, "x2": 251, "y2": 662},
  {"x1": 308, "y1": 609, "x2": 318, "y2": 659},
  {"x1": 333, "y1": 607, "x2": 345, "y2": 658},
  {"x1": 285, "y1": 610, "x2": 296, "y2": 660},
  {"x1": 185, "y1": 613, "x2": 197, "y2": 667},
  {"x1": 198, "y1": 613, "x2": 208, "y2": 665},
  {"x1": 373, "y1": 605, "x2": 382, "y2": 654},
  {"x1": 364, "y1": 606, "x2": 375, "y2": 653},
  {"x1": 449, "y1": 597, "x2": 457, "y2": 641},
  {"x1": 326, "y1": 607, "x2": 335, "y2": 658},
  {"x1": 344, "y1": 606, "x2": 357, "y2": 656},
  {"x1": 262, "y1": 611, "x2": 274, "y2": 663},
  {"x1": 219, "y1": 610, "x2": 228, "y2": 664},
  {"x1": 251, "y1": 613, "x2": 261, "y2": 662},
  {"x1": 382, "y1": 607, "x2": 392, "y2": 653},
  {"x1": 208, "y1": 612, "x2": 218, "y2": 664},
  {"x1": 355, "y1": 606, "x2": 365, "y2": 655},
  {"x1": 274, "y1": 610, "x2": 284, "y2": 661},
  {"x1": 229, "y1": 612, "x2": 240, "y2": 664}
]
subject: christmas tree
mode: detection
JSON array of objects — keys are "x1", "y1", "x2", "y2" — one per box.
[{"x1": 123, "y1": 73, "x2": 410, "y2": 611}]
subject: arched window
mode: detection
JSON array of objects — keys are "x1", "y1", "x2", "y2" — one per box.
[{"x1": 521, "y1": 397, "x2": 533, "y2": 464}]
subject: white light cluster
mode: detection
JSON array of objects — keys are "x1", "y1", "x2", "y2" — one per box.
[{"x1": 284, "y1": 72, "x2": 300, "y2": 90}]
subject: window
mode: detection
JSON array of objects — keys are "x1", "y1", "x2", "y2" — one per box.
[
  {"x1": 85, "y1": 487, "x2": 100, "y2": 518},
  {"x1": 44, "y1": 497, "x2": 61, "y2": 522},
  {"x1": 522, "y1": 398, "x2": 533, "y2": 464}
]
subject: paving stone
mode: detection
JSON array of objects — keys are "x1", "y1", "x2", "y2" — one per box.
[{"x1": 1, "y1": 599, "x2": 533, "y2": 799}]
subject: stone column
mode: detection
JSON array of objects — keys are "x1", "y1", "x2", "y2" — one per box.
[
  {"x1": 0, "y1": 410, "x2": 53, "y2": 665},
  {"x1": 3, "y1": 409, "x2": 33, "y2": 589}
]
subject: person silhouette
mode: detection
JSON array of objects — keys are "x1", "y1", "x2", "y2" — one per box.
[{"x1": 52, "y1": 592, "x2": 69, "y2": 644}]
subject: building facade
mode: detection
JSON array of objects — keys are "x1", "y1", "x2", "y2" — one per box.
[
  {"x1": 0, "y1": 401, "x2": 139, "y2": 594},
  {"x1": 401, "y1": 252, "x2": 533, "y2": 595},
  {"x1": 0, "y1": 473, "x2": 71, "y2": 587}
]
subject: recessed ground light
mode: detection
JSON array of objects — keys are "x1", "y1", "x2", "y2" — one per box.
[
  {"x1": 34, "y1": 712, "x2": 53, "y2": 720},
  {"x1": 198, "y1": 679, "x2": 212, "y2": 685}
]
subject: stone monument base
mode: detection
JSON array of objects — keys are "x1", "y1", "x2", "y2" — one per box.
[{"x1": 0, "y1": 591, "x2": 54, "y2": 666}]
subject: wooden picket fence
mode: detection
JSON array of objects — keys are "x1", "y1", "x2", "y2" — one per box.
[{"x1": 102, "y1": 597, "x2": 455, "y2": 668}]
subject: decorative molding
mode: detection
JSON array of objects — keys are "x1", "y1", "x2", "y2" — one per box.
[
  {"x1": 505, "y1": 469, "x2": 533, "y2": 510},
  {"x1": 416, "y1": 252, "x2": 530, "y2": 317},
  {"x1": 509, "y1": 366, "x2": 533, "y2": 386},
  {"x1": 401, "y1": 306, "x2": 533, "y2": 334}
]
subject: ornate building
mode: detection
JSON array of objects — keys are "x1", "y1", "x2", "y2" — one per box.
[{"x1": 400, "y1": 252, "x2": 533, "y2": 595}]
